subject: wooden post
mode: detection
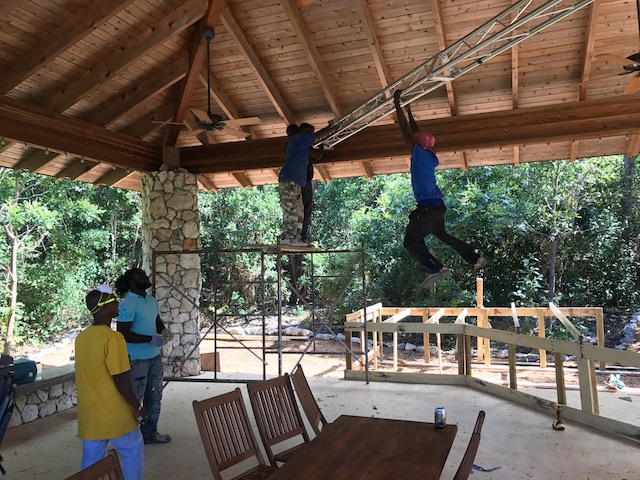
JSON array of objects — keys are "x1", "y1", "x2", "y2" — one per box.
[
  {"x1": 345, "y1": 329, "x2": 353, "y2": 370},
  {"x1": 457, "y1": 333, "x2": 466, "y2": 375},
  {"x1": 508, "y1": 344, "x2": 517, "y2": 390},
  {"x1": 576, "y1": 357, "x2": 595, "y2": 414},
  {"x1": 423, "y1": 309, "x2": 430, "y2": 363},
  {"x1": 465, "y1": 332, "x2": 472, "y2": 376},
  {"x1": 393, "y1": 331, "x2": 398, "y2": 372},
  {"x1": 554, "y1": 352, "x2": 567, "y2": 405},
  {"x1": 476, "y1": 278, "x2": 484, "y2": 362},
  {"x1": 537, "y1": 309, "x2": 547, "y2": 368},
  {"x1": 589, "y1": 359, "x2": 599, "y2": 415},
  {"x1": 596, "y1": 308, "x2": 605, "y2": 371},
  {"x1": 372, "y1": 311, "x2": 378, "y2": 370},
  {"x1": 436, "y1": 331, "x2": 443, "y2": 374}
]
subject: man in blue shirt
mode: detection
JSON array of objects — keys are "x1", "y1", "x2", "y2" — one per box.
[
  {"x1": 279, "y1": 123, "x2": 323, "y2": 245},
  {"x1": 394, "y1": 89, "x2": 486, "y2": 288},
  {"x1": 115, "y1": 268, "x2": 172, "y2": 444}
]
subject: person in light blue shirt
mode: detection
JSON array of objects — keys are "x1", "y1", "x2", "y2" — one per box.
[
  {"x1": 115, "y1": 268, "x2": 172, "y2": 444},
  {"x1": 394, "y1": 89, "x2": 486, "y2": 288}
]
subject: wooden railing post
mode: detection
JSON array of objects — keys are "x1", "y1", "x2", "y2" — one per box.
[
  {"x1": 554, "y1": 352, "x2": 566, "y2": 405},
  {"x1": 537, "y1": 308, "x2": 547, "y2": 368}
]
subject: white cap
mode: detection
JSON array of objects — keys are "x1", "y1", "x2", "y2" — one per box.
[{"x1": 95, "y1": 284, "x2": 113, "y2": 294}]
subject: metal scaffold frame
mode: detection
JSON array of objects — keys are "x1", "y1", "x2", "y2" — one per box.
[
  {"x1": 154, "y1": 243, "x2": 369, "y2": 383},
  {"x1": 315, "y1": 0, "x2": 594, "y2": 149}
]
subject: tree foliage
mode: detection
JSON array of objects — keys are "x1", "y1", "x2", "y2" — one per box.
[{"x1": 0, "y1": 154, "x2": 638, "y2": 349}]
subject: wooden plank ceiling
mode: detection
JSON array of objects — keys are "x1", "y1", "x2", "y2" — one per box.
[{"x1": 0, "y1": 0, "x2": 639, "y2": 191}]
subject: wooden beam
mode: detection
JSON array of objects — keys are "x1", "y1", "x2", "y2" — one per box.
[
  {"x1": 198, "y1": 71, "x2": 254, "y2": 138},
  {"x1": 315, "y1": 164, "x2": 330, "y2": 183},
  {"x1": 432, "y1": 0, "x2": 458, "y2": 117},
  {"x1": 13, "y1": 149, "x2": 60, "y2": 173},
  {"x1": 198, "y1": 174, "x2": 217, "y2": 192},
  {"x1": 0, "y1": 0, "x2": 136, "y2": 93},
  {"x1": 354, "y1": 0, "x2": 391, "y2": 90},
  {"x1": 0, "y1": 94, "x2": 161, "y2": 171},
  {"x1": 124, "y1": 104, "x2": 176, "y2": 139},
  {"x1": 166, "y1": 0, "x2": 227, "y2": 146},
  {"x1": 55, "y1": 159, "x2": 100, "y2": 181},
  {"x1": 579, "y1": 1, "x2": 600, "y2": 101},
  {"x1": 180, "y1": 94, "x2": 640, "y2": 173},
  {"x1": 221, "y1": 5, "x2": 296, "y2": 125},
  {"x1": 89, "y1": 62, "x2": 187, "y2": 127},
  {"x1": 0, "y1": 139, "x2": 13, "y2": 153},
  {"x1": 42, "y1": 0, "x2": 206, "y2": 112},
  {"x1": 457, "y1": 151, "x2": 468, "y2": 171},
  {"x1": 359, "y1": 160, "x2": 374, "y2": 179},
  {"x1": 94, "y1": 168, "x2": 133, "y2": 187},
  {"x1": 569, "y1": 140, "x2": 579, "y2": 162},
  {"x1": 281, "y1": 1, "x2": 342, "y2": 117},
  {"x1": 627, "y1": 134, "x2": 640, "y2": 158},
  {"x1": 232, "y1": 172, "x2": 252, "y2": 188},
  {"x1": 513, "y1": 146, "x2": 520, "y2": 167}
]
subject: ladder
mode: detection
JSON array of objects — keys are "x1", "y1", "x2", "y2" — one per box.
[{"x1": 315, "y1": 0, "x2": 595, "y2": 149}]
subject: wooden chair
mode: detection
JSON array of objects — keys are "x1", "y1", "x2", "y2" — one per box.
[
  {"x1": 290, "y1": 364, "x2": 328, "y2": 435},
  {"x1": 192, "y1": 388, "x2": 278, "y2": 480},
  {"x1": 453, "y1": 411, "x2": 486, "y2": 480},
  {"x1": 247, "y1": 374, "x2": 310, "y2": 466},
  {"x1": 65, "y1": 449, "x2": 124, "y2": 480}
]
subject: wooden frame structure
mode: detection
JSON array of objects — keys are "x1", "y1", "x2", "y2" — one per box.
[{"x1": 343, "y1": 280, "x2": 640, "y2": 444}]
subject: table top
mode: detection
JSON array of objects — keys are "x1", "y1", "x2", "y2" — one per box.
[{"x1": 268, "y1": 414, "x2": 458, "y2": 480}]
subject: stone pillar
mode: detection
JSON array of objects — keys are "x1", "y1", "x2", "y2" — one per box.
[{"x1": 140, "y1": 165, "x2": 201, "y2": 377}]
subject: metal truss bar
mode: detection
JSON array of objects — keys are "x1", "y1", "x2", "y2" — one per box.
[{"x1": 315, "y1": 0, "x2": 594, "y2": 149}]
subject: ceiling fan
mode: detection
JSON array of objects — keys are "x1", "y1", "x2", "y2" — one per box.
[
  {"x1": 596, "y1": 52, "x2": 640, "y2": 94},
  {"x1": 155, "y1": 28, "x2": 261, "y2": 139}
]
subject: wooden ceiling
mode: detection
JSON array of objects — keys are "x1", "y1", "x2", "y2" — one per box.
[{"x1": 0, "y1": 0, "x2": 639, "y2": 192}]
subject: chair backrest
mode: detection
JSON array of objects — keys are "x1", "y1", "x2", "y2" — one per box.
[
  {"x1": 453, "y1": 410, "x2": 486, "y2": 480},
  {"x1": 192, "y1": 387, "x2": 269, "y2": 480},
  {"x1": 290, "y1": 364, "x2": 327, "y2": 435},
  {"x1": 247, "y1": 374, "x2": 310, "y2": 466},
  {"x1": 65, "y1": 449, "x2": 124, "y2": 480}
]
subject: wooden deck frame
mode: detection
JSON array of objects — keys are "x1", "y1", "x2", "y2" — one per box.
[{"x1": 343, "y1": 317, "x2": 640, "y2": 443}]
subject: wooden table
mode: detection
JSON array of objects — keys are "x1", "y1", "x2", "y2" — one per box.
[{"x1": 268, "y1": 415, "x2": 458, "y2": 480}]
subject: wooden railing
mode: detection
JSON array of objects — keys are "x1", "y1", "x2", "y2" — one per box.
[{"x1": 343, "y1": 284, "x2": 640, "y2": 443}]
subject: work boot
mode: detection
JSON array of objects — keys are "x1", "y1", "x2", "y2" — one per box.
[
  {"x1": 144, "y1": 432, "x2": 171, "y2": 444},
  {"x1": 421, "y1": 267, "x2": 451, "y2": 288}
]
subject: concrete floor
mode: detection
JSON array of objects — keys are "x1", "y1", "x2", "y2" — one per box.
[{"x1": 2, "y1": 370, "x2": 639, "y2": 480}]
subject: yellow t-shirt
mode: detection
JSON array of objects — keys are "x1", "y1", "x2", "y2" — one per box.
[{"x1": 75, "y1": 325, "x2": 137, "y2": 440}]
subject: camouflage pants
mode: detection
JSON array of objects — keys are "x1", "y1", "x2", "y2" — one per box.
[{"x1": 278, "y1": 180, "x2": 303, "y2": 241}]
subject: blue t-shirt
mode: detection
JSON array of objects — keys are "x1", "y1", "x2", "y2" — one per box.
[
  {"x1": 411, "y1": 143, "x2": 444, "y2": 206},
  {"x1": 279, "y1": 133, "x2": 315, "y2": 186},
  {"x1": 116, "y1": 291, "x2": 160, "y2": 360}
]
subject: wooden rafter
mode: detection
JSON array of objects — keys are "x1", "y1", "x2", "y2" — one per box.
[
  {"x1": 569, "y1": 140, "x2": 579, "y2": 162},
  {"x1": 354, "y1": 0, "x2": 391, "y2": 89},
  {"x1": 0, "y1": 0, "x2": 136, "y2": 93},
  {"x1": 627, "y1": 135, "x2": 640, "y2": 158},
  {"x1": 42, "y1": 0, "x2": 206, "y2": 112},
  {"x1": 220, "y1": 5, "x2": 296, "y2": 125},
  {"x1": 94, "y1": 168, "x2": 133, "y2": 187},
  {"x1": 314, "y1": 164, "x2": 330, "y2": 183},
  {"x1": 232, "y1": 171, "x2": 252, "y2": 188},
  {"x1": 198, "y1": 174, "x2": 218, "y2": 192},
  {"x1": 166, "y1": 0, "x2": 227, "y2": 146},
  {"x1": 281, "y1": 1, "x2": 342, "y2": 117},
  {"x1": 56, "y1": 159, "x2": 99, "y2": 181},
  {"x1": 359, "y1": 160, "x2": 374, "y2": 179},
  {"x1": 511, "y1": 0, "x2": 520, "y2": 168},
  {"x1": 579, "y1": 1, "x2": 600, "y2": 102},
  {"x1": 432, "y1": 0, "x2": 467, "y2": 170},
  {"x1": 13, "y1": 149, "x2": 60, "y2": 173},
  {"x1": 90, "y1": 62, "x2": 187, "y2": 127},
  {"x1": 125, "y1": 104, "x2": 176, "y2": 139}
]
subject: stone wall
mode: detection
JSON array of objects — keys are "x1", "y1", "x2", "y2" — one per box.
[
  {"x1": 8, "y1": 371, "x2": 76, "y2": 428},
  {"x1": 140, "y1": 166, "x2": 202, "y2": 377}
]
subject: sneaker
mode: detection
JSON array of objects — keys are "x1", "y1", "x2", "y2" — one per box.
[
  {"x1": 474, "y1": 256, "x2": 487, "y2": 269},
  {"x1": 144, "y1": 432, "x2": 171, "y2": 444},
  {"x1": 421, "y1": 267, "x2": 452, "y2": 288}
]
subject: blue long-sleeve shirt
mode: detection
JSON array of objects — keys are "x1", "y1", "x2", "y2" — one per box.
[
  {"x1": 279, "y1": 133, "x2": 315, "y2": 186},
  {"x1": 411, "y1": 144, "x2": 444, "y2": 206}
]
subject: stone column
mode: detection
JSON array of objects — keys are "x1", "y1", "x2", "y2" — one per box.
[{"x1": 140, "y1": 165, "x2": 201, "y2": 377}]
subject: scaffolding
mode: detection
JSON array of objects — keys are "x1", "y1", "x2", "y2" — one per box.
[{"x1": 154, "y1": 243, "x2": 368, "y2": 383}]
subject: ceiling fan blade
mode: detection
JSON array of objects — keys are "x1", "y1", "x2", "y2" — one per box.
[
  {"x1": 152, "y1": 120, "x2": 186, "y2": 126},
  {"x1": 191, "y1": 108, "x2": 212, "y2": 123},
  {"x1": 184, "y1": 128, "x2": 206, "y2": 137},
  {"x1": 596, "y1": 54, "x2": 636, "y2": 67},
  {"x1": 222, "y1": 127, "x2": 251, "y2": 138},
  {"x1": 223, "y1": 117, "x2": 262, "y2": 127},
  {"x1": 624, "y1": 76, "x2": 640, "y2": 94}
]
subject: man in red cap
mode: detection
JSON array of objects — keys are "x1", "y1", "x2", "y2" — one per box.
[{"x1": 394, "y1": 89, "x2": 486, "y2": 288}]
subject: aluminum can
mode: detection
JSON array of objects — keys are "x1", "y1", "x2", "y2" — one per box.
[{"x1": 435, "y1": 407, "x2": 446, "y2": 429}]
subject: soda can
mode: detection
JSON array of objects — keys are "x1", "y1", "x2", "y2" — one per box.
[{"x1": 435, "y1": 407, "x2": 446, "y2": 429}]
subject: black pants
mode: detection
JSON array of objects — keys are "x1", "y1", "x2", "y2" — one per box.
[{"x1": 404, "y1": 205, "x2": 479, "y2": 273}]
